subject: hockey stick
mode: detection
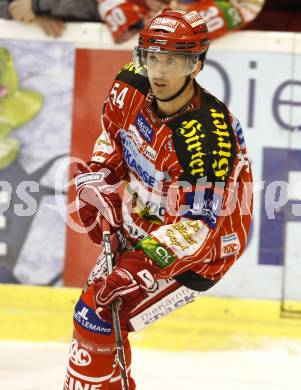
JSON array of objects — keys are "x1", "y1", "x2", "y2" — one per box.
[{"x1": 102, "y1": 219, "x2": 130, "y2": 390}]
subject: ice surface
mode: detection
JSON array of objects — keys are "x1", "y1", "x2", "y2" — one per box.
[{"x1": 0, "y1": 341, "x2": 300, "y2": 390}]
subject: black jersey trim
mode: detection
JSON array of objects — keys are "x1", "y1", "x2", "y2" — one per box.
[
  {"x1": 174, "y1": 270, "x2": 218, "y2": 291},
  {"x1": 116, "y1": 63, "x2": 149, "y2": 96},
  {"x1": 168, "y1": 86, "x2": 236, "y2": 185}
]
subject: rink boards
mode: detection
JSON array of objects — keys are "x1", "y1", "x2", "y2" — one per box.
[{"x1": 0, "y1": 284, "x2": 300, "y2": 350}]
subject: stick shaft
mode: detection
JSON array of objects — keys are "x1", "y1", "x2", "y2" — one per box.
[{"x1": 102, "y1": 226, "x2": 130, "y2": 390}]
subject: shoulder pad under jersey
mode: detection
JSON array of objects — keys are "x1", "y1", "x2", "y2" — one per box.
[{"x1": 116, "y1": 62, "x2": 149, "y2": 96}]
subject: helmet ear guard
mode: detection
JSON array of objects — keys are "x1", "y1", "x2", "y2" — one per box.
[
  {"x1": 199, "y1": 49, "x2": 208, "y2": 70},
  {"x1": 133, "y1": 47, "x2": 148, "y2": 76}
]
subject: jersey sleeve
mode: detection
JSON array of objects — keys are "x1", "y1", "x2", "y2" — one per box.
[
  {"x1": 136, "y1": 115, "x2": 253, "y2": 280},
  {"x1": 97, "y1": 0, "x2": 148, "y2": 42},
  {"x1": 175, "y1": 0, "x2": 265, "y2": 39},
  {"x1": 91, "y1": 72, "x2": 131, "y2": 180},
  {"x1": 91, "y1": 62, "x2": 150, "y2": 179}
]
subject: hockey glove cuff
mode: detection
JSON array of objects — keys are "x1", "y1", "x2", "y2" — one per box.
[
  {"x1": 75, "y1": 161, "x2": 123, "y2": 244},
  {"x1": 94, "y1": 251, "x2": 156, "y2": 314}
]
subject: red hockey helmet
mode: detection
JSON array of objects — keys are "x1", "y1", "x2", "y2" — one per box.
[{"x1": 134, "y1": 8, "x2": 210, "y2": 74}]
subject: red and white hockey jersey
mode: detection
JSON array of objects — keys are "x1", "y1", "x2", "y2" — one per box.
[
  {"x1": 91, "y1": 62, "x2": 253, "y2": 282},
  {"x1": 97, "y1": 0, "x2": 265, "y2": 42}
]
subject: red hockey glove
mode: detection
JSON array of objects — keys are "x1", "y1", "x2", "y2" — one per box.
[
  {"x1": 94, "y1": 251, "x2": 157, "y2": 316},
  {"x1": 75, "y1": 161, "x2": 123, "y2": 244}
]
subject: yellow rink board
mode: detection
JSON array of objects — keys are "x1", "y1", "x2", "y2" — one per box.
[{"x1": 0, "y1": 284, "x2": 301, "y2": 351}]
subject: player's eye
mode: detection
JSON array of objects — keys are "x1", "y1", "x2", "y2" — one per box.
[
  {"x1": 166, "y1": 58, "x2": 176, "y2": 65},
  {"x1": 148, "y1": 55, "x2": 158, "y2": 64}
]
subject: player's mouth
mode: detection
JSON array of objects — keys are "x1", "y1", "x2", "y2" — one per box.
[{"x1": 152, "y1": 80, "x2": 168, "y2": 92}]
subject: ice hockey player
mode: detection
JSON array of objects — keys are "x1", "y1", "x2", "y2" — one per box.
[{"x1": 64, "y1": 8, "x2": 253, "y2": 389}]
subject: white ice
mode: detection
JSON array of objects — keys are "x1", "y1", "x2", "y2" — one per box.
[{"x1": 0, "y1": 341, "x2": 300, "y2": 389}]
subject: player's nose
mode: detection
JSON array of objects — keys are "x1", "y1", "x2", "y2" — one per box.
[{"x1": 153, "y1": 62, "x2": 167, "y2": 78}]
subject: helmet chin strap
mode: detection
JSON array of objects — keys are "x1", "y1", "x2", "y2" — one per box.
[{"x1": 155, "y1": 75, "x2": 192, "y2": 103}]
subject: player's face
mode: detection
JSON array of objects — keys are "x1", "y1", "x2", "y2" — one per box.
[{"x1": 146, "y1": 52, "x2": 190, "y2": 100}]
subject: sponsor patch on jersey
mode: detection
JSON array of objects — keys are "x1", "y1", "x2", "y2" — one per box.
[
  {"x1": 121, "y1": 130, "x2": 164, "y2": 188},
  {"x1": 150, "y1": 17, "x2": 179, "y2": 33},
  {"x1": 221, "y1": 233, "x2": 240, "y2": 257},
  {"x1": 127, "y1": 178, "x2": 166, "y2": 223},
  {"x1": 69, "y1": 339, "x2": 92, "y2": 367},
  {"x1": 129, "y1": 284, "x2": 198, "y2": 331},
  {"x1": 184, "y1": 187, "x2": 222, "y2": 229},
  {"x1": 128, "y1": 124, "x2": 144, "y2": 149},
  {"x1": 151, "y1": 219, "x2": 209, "y2": 259},
  {"x1": 123, "y1": 147, "x2": 156, "y2": 188},
  {"x1": 137, "y1": 236, "x2": 176, "y2": 268},
  {"x1": 209, "y1": 108, "x2": 235, "y2": 181},
  {"x1": 173, "y1": 117, "x2": 207, "y2": 179},
  {"x1": 144, "y1": 145, "x2": 157, "y2": 161},
  {"x1": 74, "y1": 300, "x2": 112, "y2": 335},
  {"x1": 169, "y1": 93, "x2": 236, "y2": 183},
  {"x1": 135, "y1": 112, "x2": 154, "y2": 143}
]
